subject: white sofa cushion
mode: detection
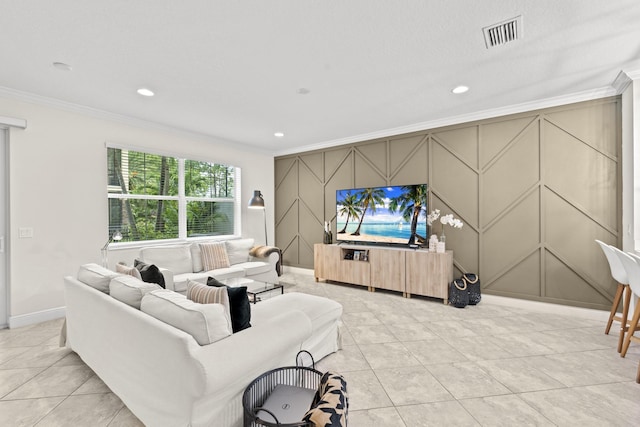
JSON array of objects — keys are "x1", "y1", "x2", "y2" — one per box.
[
  {"x1": 77, "y1": 263, "x2": 121, "y2": 294},
  {"x1": 225, "y1": 238, "x2": 254, "y2": 265},
  {"x1": 139, "y1": 245, "x2": 193, "y2": 275},
  {"x1": 140, "y1": 289, "x2": 232, "y2": 345},
  {"x1": 234, "y1": 261, "x2": 272, "y2": 276},
  {"x1": 200, "y1": 242, "x2": 230, "y2": 271},
  {"x1": 109, "y1": 276, "x2": 162, "y2": 309}
]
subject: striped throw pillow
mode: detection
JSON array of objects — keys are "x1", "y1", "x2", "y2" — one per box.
[
  {"x1": 199, "y1": 242, "x2": 231, "y2": 271},
  {"x1": 116, "y1": 262, "x2": 143, "y2": 280},
  {"x1": 186, "y1": 280, "x2": 232, "y2": 333}
]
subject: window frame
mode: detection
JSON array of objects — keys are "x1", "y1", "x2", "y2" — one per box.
[{"x1": 106, "y1": 143, "x2": 241, "y2": 246}]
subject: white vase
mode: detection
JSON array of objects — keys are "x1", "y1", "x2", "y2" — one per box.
[{"x1": 436, "y1": 241, "x2": 445, "y2": 253}]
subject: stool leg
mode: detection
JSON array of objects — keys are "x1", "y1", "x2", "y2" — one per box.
[
  {"x1": 637, "y1": 361, "x2": 640, "y2": 383},
  {"x1": 617, "y1": 285, "x2": 631, "y2": 353},
  {"x1": 606, "y1": 283, "x2": 625, "y2": 334},
  {"x1": 621, "y1": 303, "x2": 640, "y2": 358}
]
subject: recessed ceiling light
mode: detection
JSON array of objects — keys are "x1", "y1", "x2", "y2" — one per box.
[
  {"x1": 452, "y1": 85, "x2": 469, "y2": 94},
  {"x1": 296, "y1": 88, "x2": 310, "y2": 95},
  {"x1": 137, "y1": 88, "x2": 155, "y2": 97},
  {"x1": 274, "y1": 132, "x2": 285, "y2": 138},
  {"x1": 52, "y1": 62, "x2": 72, "y2": 71}
]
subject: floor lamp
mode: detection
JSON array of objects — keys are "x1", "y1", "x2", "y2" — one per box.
[
  {"x1": 248, "y1": 190, "x2": 268, "y2": 246},
  {"x1": 101, "y1": 230, "x2": 122, "y2": 267}
]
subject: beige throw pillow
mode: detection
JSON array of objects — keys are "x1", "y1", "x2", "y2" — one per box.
[
  {"x1": 116, "y1": 262, "x2": 143, "y2": 280},
  {"x1": 200, "y1": 242, "x2": 230, "y2": 271},
  {"x1": 186, "y1": 280, "x2": 232, "y2": 333}
]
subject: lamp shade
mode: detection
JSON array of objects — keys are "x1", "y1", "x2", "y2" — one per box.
[{"x1": 248, "y1": 190, "x2": 265, "y2": 209}]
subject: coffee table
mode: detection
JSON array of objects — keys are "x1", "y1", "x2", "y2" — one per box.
[{"x1": 219, "y1": 277, "x2": 284, "y2": 304}]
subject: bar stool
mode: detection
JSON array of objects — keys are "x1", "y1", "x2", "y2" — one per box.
[
  {"x1": 613, "y1": 251, "x2": 640, "y2": 383},
  {"x1": 596, "y1": 240, "x2": 631, "y2": 352}
]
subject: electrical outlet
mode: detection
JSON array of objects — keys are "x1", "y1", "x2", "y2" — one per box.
[{"x1": 19, "y1": 227, "x2": 33, "y2": 238}]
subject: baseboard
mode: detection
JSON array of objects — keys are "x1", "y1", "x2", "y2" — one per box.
[
  {"x1": 283, "y1": 266, "x2": 610, "y2": 322},
  {"x1": 9, "y1": 306, "x2": 66, "y2": 329}
]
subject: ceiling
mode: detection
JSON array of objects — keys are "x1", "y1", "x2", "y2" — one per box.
[{"x1": 1, "y1": 1, "x2": 640, "y2": 155}]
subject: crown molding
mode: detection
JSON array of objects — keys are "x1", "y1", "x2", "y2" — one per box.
[
  {"x1": 0, "y1": 86, "x2": 270, "y2": 155},
  {"x1": 274, "y1": 86, "x2": 617, "y2": 156}
]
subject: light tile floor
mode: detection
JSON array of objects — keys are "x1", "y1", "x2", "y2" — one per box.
[{"x1": 1, "y1": 271, "x2": 639, "y2": 426}]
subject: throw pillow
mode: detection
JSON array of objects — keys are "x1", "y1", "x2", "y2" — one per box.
[
  {"x1": 200, "y1": 242, "x2": 231, "y2": 271},
  {"x1": 115, "y1": 262, "x2": 143, "y2": 280},
  {"x1": 225, "y1": 238, "x2": 254, "y2": 265},
  {"x1": 302, "y1": 372, "x2": 349, "y2": 427},
  {"x1": 109, "y1": 275, "x2": 162, "y2": 309},
  {"x1": 207, "y1": 277, "x2": 251, "y2": 332},
  {"x1": 140, "y1": 290, "x2": 232, "y2": 345},
  {"x1": 186, "y1": 280, "x2": 232, "y2": 333},
  {"x1": 134, "y1": 259, "x2": 166, "y2": 288}
]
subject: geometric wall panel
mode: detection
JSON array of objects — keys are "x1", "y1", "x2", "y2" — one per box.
[
  {"x1": 275, "y1": 97, "x2": 621, "y2": 310},
  {"x1": 482, "y1": 123, "x2": 539, "y2": 225},
  {"x1": 480, "y1": 116, "x2": 536, "y2": 168}
]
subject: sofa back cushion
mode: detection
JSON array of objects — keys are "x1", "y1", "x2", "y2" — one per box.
[
  {"x1": 77, "y1": 263, "x2": 121, "y2": 294},
  {"x1": 140, "y1": 289, "x2": 232, "y2": 345},
  {"x1": 225, "y1": 238, "x2": 254, "y2": 265},
  {"x1": 110, "y1": 276, "x2": 162, "y2": 309},
  {"x1": 200, "y1": 242, "x2": 231, "y2": 271},
  {"x1": 139, "y1": 245, "x2": 193, "y2": 275}
]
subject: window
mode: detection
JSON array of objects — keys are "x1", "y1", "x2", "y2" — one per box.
[{"x1": 107, "y1": 147, "x2": 239, "y2": 243}]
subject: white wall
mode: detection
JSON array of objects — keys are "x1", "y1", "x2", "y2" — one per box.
[{"x1": 0, "y1": 96, "x2": 274, "y2": 327}]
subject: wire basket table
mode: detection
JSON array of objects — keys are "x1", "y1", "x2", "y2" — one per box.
[{"x1": 243, "y1": 351, "x2": 322, "y2": 427}]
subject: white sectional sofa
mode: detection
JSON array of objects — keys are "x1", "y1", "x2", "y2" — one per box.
[
  {"x1": 64, "y1": 263, "x2": 342, "y2": 427},
  {"x1": 138, "y1": 238, "x2": 280, "y2": 294}
]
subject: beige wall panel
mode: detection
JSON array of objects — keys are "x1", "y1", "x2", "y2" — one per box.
[
  {"x1": 324, "y1": 158, "x2": 353, "y2": 227},
  {"x1": 545, "y1": 251, "x2": 610, "y2": 309},
  {"x1": 545, "y1": 102, "x2": 618, "y2": 157},
  {"x1": 299, "y1": 163, "x2": 324, "y2": 219},
  {"x1": 275, "y1": 98, "x2": 620, "y2": 310},
  {"x1": 299, "y1": 203, "x2": 323, "y2": 268},
  {"x1": 354, "y1": 151, "x2": 386, "y2": 188},
  {"x1": 390, "y1": 141, "x2": 428, "y2": 186},
  {"x1": 485, "y1": 251, "x2": 541, "y2": 297},
  {"x1": 544, "y1": 122, "x2": 618, "y2": 230},
  {"x1": 482, "y1": 190, "x2": 540, "y2": 281},
  {"x1": 324, "y1": 147, "x2": 352, "y2": 178},
  {"x1": 432, "y1": 126, "x2": 478, "y2": 168},
  {"x1": 275, "y1": 157, "x2": 296, "y2": 188},
  {"x1": 277, "y1": 201, "x2": 299, "y2": 265},
  {"x1": 274, "y1": 160, "x2": 299, "y2": 223},
  {"x1": 355, "y1": 141, "x2": 387, "y2": 175},
  {"x1": 482, "y1": 125, "x2": 540, "y2": 225},
  {"x1": 431, "y1": 142, "x2": 479, "y2": 228},
  {"x1": 480, "y1": 116, "x2": 536, "y2": 167},
  {"x1": 299, "y1": 152, "x2": 324, "y2": 183},
  {"x1": 389, "y1": 135, "x2": 426, "y2": 173},
  {"x1": 544, "y1": 189, "x2": 617, "y2": 296}
]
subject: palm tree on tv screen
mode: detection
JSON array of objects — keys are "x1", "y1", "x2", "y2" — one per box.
[
  {"x1": 337, "y1": 192, "x2": 361, "y2": 234},
  {"x1": 351, "y1": 187, "x2": 386, "y2": 236},
  {"x1": 389, "y1": 185, "x2": 427, "y2": 245}
]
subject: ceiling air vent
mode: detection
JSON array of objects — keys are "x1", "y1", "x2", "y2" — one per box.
[{"x1": 483, "y1": 16, "x2": 522, "y2": 48}]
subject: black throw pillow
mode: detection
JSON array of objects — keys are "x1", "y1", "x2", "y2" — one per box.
[
  {"x1": 207, "y1": 277, "x2": 251, "y2": 332},
  {"x1": 134, "y1": 259, "x2": 166, "y2": 289}
]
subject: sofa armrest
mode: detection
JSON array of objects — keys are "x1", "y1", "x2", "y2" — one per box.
[{"x1": 159, "y1": 268, "x2": 175, "y2": 291}]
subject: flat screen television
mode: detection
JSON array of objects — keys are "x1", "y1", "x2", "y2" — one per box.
[{"x1": 336, "y1": 184, "x2": 428, "y2": 247}]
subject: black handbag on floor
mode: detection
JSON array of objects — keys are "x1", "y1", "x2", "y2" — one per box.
[
  {"x1": 462, "y1": 273, "x2": 481, "y2": 305},
  {"x1": 448, "y1": 278, "x2": 469, "y2": 308}
]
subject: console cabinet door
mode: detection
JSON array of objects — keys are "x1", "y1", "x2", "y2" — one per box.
[
  {"x1": 369, "y1": 249, "x2": 405, "y2": 292},
  {"x1": 405, "y1": 250, "x2": 453, "y2": 299},
  {"x1": 314, "y1": 243, "x2": 338, "y2": 281}
]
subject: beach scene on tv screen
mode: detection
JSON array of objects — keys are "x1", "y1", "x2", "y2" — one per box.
[{"x1": 336, "y1": 185, "x2": 427, "y2": 245}]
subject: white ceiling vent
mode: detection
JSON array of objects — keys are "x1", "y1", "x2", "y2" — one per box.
[{"x1": 483, "y1": 16, "x2": 522, "y2": 48}]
